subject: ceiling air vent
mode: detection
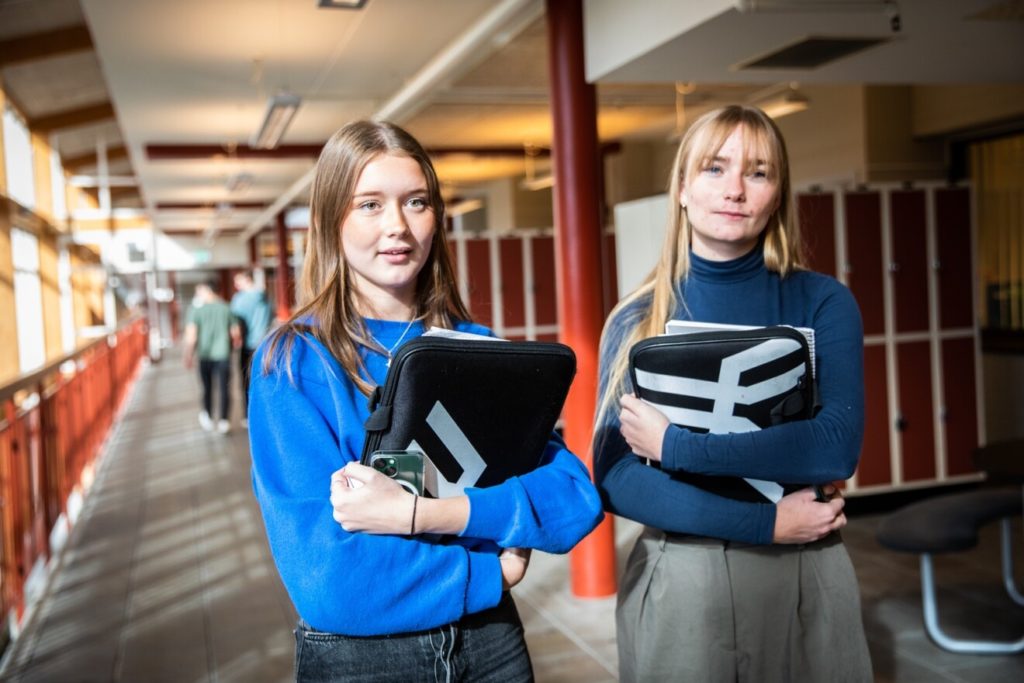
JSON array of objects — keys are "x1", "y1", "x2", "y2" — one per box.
[{"x1": 737, "y1": 36, "x2": 888, "y2": 69}]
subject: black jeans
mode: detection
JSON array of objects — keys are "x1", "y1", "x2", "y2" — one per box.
[
  {"x1": 293, "y1": 593, "x2": 533, "y2": 683},
  {"x1": 198, "y1": 358, "x2": 231, "y2": 421}
]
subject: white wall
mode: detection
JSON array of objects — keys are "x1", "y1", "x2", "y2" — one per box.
[
  {"x1": 913, "y1": 85, "x2": 1024, "y2": 137},
  {"x1": 604, "y1": 139, "x2": 673, "y2": 209},
  {"x1": 584, "y1": 0, "x2": 733, "y2": 81},
  {"x1": 613, "y1": 193, "x2": 669, "y2": 299},
  {"x1": 777, "y1": 85, "x2": 867, "y2": 188}
]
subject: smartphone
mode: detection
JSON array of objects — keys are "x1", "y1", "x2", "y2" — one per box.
[{"x1": 369, "y1": 450, "x2": 425, "y2": 496}]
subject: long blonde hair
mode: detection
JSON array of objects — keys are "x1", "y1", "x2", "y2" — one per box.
[
  {"x1": 261, "y1": 120, "x2": 470, "y2": 395},
  {"x1": 594, "y1": 105, "x2": 804, "y2": 429}
]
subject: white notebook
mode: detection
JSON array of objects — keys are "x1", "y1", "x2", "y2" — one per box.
[
  {"x1": 424, "y1": 326, "x2": 508, "y2": 342},
  {"x1": 664, "y1": 319, "x2": 816, "y2": 379}
]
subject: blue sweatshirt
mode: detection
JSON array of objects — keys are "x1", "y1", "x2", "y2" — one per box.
[
  {"x1": 250, "y1": 318, "x2": 602, "y2": 636},
  {"x1": 594, "y1": 246, "x2": 864, "y2": 545}
]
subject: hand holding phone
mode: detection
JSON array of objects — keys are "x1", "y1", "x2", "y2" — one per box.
[{"x1": 369, "y1": 450, "x2": 425, "y2": 496}]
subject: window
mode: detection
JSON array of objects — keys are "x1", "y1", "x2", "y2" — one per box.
[
  {"x1": 51, "y1": 146, "x2": 67, "y2": 219},
  {"x1": 3, "y1": 104, "x2": 35, "y2": 209},
  {"x1": 12, "y1": 228, "x2": 46, "y2": 372},
  {"x1": 972, "y1": 134, "x2": 1024, "y2": 333}
]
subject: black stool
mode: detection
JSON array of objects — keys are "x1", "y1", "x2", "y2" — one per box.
[{"x1": 876, "y1": 487, "x2": 1024, "y2": 654}]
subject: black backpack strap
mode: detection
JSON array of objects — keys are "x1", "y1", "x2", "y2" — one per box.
[
  {"x1": 363, "y1": 385, "x2": 391, "y2": 432},
  {"x1": 363, "y1": 405, "x2": 392, "y2": 432}
]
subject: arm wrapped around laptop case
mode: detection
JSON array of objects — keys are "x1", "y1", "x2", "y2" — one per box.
[{"x1": 629, "y1": 325, "x2": 818, "y2": 503}]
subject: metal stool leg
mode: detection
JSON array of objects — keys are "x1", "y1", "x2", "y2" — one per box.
[
  {"x1": 920, "y1": 553, "x2": 1024, "y2": 654},
  {"x1": 1001, "y1": 518, "x2": 1024, "y2": 607}
]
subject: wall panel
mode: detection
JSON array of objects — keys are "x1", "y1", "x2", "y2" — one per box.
[
  {"x1": 845, "y1": 192, "x2": 885, "y2": 336},
  {"x1": 935, "y1": 187, "x2": 974, "y2": 329},
  {"x1": 896, "y1": 340, "x2": 935, "y2": 482},
  {"x1": 798, "y1": 193, "x2": 837, "y2": 276},
  {"x1": 942, "y1": 337, "x2": 980, "y2": 476},
  {"x1": 890, "y1": 190, "x2": 930, "y2": 333},
  {"x1": 859, "y1": 344, "x2": 892, "y2": 487}
]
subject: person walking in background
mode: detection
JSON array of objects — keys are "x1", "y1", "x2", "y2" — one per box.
[
  {"x1": 230, "y1": 269, "x2": 272, "y2": 426},
  {"x1": 184, "y1": 280, "x2": 240, "y2": 435}
]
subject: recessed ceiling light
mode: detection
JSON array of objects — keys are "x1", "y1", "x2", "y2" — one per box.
[{"x1": 317, "y1": 0, "x2": 368, "y2": 9}]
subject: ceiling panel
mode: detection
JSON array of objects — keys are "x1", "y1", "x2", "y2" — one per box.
[
  {"x1": 4, "y1": 52, "x2": 108, "y2": 117},
  {"x1": 53, "y1": 119, "x2": 124, "y2": 157},
  {"x1": 0, "y1": 0, "x2": 83, "y2": 40},
  {"x1": 590, "y1": 0, "x2": 1024, "y2": 84},
  {"x1": 3, "y1": 0, "x2": 1021, "y2": 240}
]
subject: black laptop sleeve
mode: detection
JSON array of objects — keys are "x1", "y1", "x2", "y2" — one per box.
[
  {"x1": 628, "y1": 325, "x2": 817, "y2": 503},
  {"x1": 361, "y1": 336, "x2": 576, "y2": 497}
]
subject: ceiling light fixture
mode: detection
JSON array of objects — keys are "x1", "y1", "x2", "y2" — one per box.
[
  {"x1": 750, "y1": 82, "x2": 810, "y2": 120},
  {"x1": 519, "y1": 144, "x2": 555, "y2": 191},
  {"x1": 250, "y1": 93, "x2": 301, "y2": 150},
  {"x1": 226, "y1": 172, "x2": 254, "y2": 193},
  {"x1": 317, "y1": 0, "x2": 369, "y2": 8},
  {"x1": 448, "y1": 198, "x2": 484, "y2": 217},
  {"x1": 673, "y1": 81, "x2": 696, "y2": 138},
  {"x1": 520, "y1": 174, "x2": 555, "y2": 191}
]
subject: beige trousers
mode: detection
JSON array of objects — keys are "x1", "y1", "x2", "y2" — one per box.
[{"x1": 616, "y1": 528, "x2": 872, "y2": 683}]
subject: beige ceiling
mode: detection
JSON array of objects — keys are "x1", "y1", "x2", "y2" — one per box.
[{"x1": 1, "y1": 0, "x2": 1020, "y2": 238}]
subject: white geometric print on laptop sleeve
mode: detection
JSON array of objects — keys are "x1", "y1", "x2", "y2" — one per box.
[
  {"x1": 634, "y1": 339, "x2": 805, "y2": 503},
  {"x1": 407, "y1": 400, "x2": 487, "y2": 498}
]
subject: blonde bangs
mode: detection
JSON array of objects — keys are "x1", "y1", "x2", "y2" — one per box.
[{"x1": 684, "y1": 119, "x2": 781, "y2": 186}]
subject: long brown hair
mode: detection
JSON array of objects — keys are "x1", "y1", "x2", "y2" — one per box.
[
  {"x1": 261, "y1": 120, "x2": 470, "y2": 395},
  {"x1": 595, "y1": 105, "x2": 805, "y2": 429}
]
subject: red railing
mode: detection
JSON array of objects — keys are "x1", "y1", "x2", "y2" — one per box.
[{"x1": 0, "y1": 317, "x2": 148, "y2": 627}]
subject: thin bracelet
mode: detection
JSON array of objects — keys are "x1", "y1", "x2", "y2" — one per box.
[{"x1": 410, "y1": 495, "x2": 418, "y2": 535}]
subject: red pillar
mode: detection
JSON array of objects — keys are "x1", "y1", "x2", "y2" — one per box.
[
  {"x1": 274, "y1": 213, "x2": 292, "y2": 321},
  {"x1": 546, "y1": 0, "x2": 617, "y2": 598},
  {"x1": 167, "y1": 270, "x2": 179, "y2": 342}
]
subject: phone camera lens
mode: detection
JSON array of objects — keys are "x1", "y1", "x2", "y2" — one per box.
[{"x1": 385, "y1": 466, "x2": 397, "y2": 477}]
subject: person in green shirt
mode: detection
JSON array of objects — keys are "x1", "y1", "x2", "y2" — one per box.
[{"x1": 184, "y1": 281, "x2": 240, "y2": 434}]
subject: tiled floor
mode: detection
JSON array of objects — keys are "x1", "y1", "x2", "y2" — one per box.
[{"x1": 0, "y1": 349, "x2": 1021, "y2": 682}]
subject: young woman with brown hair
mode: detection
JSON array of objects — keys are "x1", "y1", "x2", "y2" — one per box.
[{"x1": 250, "y1": 120, "x2": 601, "y2": 682}]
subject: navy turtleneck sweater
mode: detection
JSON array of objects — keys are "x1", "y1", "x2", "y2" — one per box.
[{"x1": 594, "y1": 246, "x2": 864, "y2": 544}]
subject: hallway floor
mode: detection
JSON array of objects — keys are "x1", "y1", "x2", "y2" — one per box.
[{"x1": 0, "y1": 348, "x2": 1021, "y2": 682}]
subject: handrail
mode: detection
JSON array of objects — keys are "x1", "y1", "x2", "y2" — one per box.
[
  {"x1": 0, "y1": 316, "x2": 144, "y2": 405},
  {"x1": 0, "y1": 315, "x2": 149, "y2": 634}
]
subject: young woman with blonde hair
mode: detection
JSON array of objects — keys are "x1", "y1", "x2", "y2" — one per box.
[
  {"x1": 594, "y1": 105, "x2": 872, "y2": 682},
  {"x1": 250, "y1": 120, "x2": 601, "y2": 682}
]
